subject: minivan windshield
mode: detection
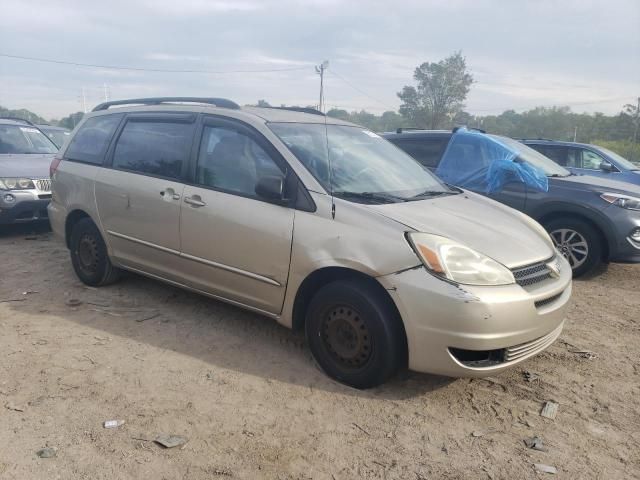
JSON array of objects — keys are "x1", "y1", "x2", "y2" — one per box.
[
  {"x1": 595, "y1": 146, "x2": 639, "y2": 171},
  {"x1": 491, "y1": 135, "x2": 571, "y2": 177},
  {"x1": 0, "y1": 124, "x2": 58, "y2": 154},
  {"x1": 269, "y1": 123, "x2": 453, "y2": 203}
]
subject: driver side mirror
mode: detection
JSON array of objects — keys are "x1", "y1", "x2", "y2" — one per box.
[
  {"x1": 600, "y1": 161, "x2": 616, "y2": 173},
  {"x1": 255, "y1": 175, "x2": 287, "y2": 203}
]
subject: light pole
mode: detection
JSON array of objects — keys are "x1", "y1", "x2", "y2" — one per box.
[{"x1": 315, "y1": 60, "x2": 329, "y2": 113}]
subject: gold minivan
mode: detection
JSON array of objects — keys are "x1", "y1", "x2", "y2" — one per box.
[{"x1": 49, "y1": 98, "x2": 572, "y2": 388}]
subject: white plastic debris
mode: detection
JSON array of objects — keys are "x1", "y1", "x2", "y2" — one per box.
[{"x1": 103, "y1": 420, "x2": 125, "y2": 429}]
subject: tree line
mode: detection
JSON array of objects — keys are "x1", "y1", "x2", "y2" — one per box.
[{"x1": 2, "y1": 51, "x2": 638, "y2": 162}]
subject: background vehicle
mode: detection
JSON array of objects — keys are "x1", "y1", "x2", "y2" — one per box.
[
  {"x1": 384, "y1": 129, "x2": 640, "y2": 277},
  {"x1": 0, "y1": 117, "x2": 57, "y2": 225},
  {"x1": 49, "y1": 98, "x2": 571, "y2": 388},
  {"x1": 522, "y1": 139, "x2": 640, "y2": 186},
  {"x1": 37, "y1": 124, "x2": 71, "y2": 149}
]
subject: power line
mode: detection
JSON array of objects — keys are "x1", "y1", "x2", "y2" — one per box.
[
  {"x1": 0, "y1": 53, "x2": 310, "y2": 74},
  {"x1": 327, "y1": 69, "x2": 397, "y2": 111}
]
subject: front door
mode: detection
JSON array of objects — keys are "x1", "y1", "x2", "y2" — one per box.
[
  {"x1": 179, "y1": 117, "x2": 294, "y2": 314},
  {"x1": 95, "y1": 114, "x2": 196, "y2": 278}
]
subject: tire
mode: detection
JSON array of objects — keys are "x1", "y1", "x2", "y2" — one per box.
[
  {"x1": 544, "y1": 217, "x2": 603, "y2": 278},
  {"x1": 69, "y1": 217, "x2": 121, "y2": 286},
  {"x1": 305, "y1": 278, "x2": 404, "y2": 389}
]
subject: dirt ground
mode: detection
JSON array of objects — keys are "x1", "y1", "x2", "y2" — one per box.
[{"x1": 0, "y1": 224, "x2": 638, "y2": 480}]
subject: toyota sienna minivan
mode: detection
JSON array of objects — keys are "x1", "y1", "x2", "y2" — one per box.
[{"x1": 49, "y1": 97, "x2": 572, "y2": 388}]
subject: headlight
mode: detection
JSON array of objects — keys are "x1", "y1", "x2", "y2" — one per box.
[
  {"x1": 601, "y1": 192, "x2": 640, "y2": 211},
  {"x1": 0, "y1": 178, "x2": 35, "y2": 190},
  {"x1": 407, "y1": 233, "x2": 515, "y2": 286}
]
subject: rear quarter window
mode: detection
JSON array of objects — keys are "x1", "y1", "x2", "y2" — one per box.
[{"x1": 65, "y1": 114, "x2": 122, "y2": 165}]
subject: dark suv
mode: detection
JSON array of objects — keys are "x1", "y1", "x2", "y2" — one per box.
[
  {"x1": 384, "y1": 128, "x2": 640, "y2": 277},
  {"x1": 522, "y1": 139, "x2": 640, "y2": 186}
]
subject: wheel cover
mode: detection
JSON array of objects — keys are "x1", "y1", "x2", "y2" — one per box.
[
  {"x1": 321, "y1": 305, "x2": 372, "y2": 369},
  {"x1": 77, "y1": 234, "x2": 100, "y2": 275},
  {"x1": 550, "y1": 228, "x2": 589, "y2": 270}
]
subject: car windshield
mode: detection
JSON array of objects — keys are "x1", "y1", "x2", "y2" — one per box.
[
  {"x1": 268, "y1": 123, "x2": 452, "y2": 203},
  {"x1": 0, "y1": 124, "x2": 58, "y2": 154},
  {"x1": 491, "y1": 135, "x2": 570, "y2": 177},
  {"x1": 44, "y1": 129, "x2": 71, "y2": 149},
  {"x1": 595, "y1": 146, "x2": 639, "y2": 171}
]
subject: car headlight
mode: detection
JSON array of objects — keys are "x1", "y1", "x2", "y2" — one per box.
[
  {"x1": 601, "y1": 192, "x2": 640, "y2": 211},
  {"x1": 0, "y1": 178, "x2": 36, "y2": 190},
  {"x1": 407, "y1": 233, "x2": 515, "y2": 286}
]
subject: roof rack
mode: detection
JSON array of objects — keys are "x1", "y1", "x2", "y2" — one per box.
[
  {"x1": 520, "y1": 137, "x2": 554, "y2": 141},
  {"x1": 452, "y1": 126, "x2": 486, "y2": 134},
  {"x1": 395, "y1": 127, "x2": 427, "y2": 134},
  {"x1": 92, "y1": 97, "x2": 241, "y2": 112},
  {"x1": 263, "y1": 106, "x2": 325, "y2": 116},
  {"x1": 0, "y1": 116, "x2": 35, "y2": 126}
]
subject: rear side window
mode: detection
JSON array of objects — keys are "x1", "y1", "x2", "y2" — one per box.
[
  {"x1": 391, "y1": 138, "x2": 448, "y2": 168},
  {"x1": 65, "y1": 115, "x2": 121, "y2": 164},
  {"x1": 112, "y1": 121, "x2": 194, "y2": 180}
]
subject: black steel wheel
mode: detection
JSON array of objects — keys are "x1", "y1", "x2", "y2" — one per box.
[
  {"x1": 70, "y1": 217, "x2": 121, "y2": 286},
  {"x1": 306, "y1": 278, "x2": 405, "y2": 389}
]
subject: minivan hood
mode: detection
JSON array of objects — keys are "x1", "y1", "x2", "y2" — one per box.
[
  {"x1": 552, "y1": 173, "x2": 640, "y2": 195},
  {"x1": 0, "y1": 154, "x2": 53, "y2": 178},
  {"x1": 370, "y1": 192, "x2": 555, "y2": 269}
]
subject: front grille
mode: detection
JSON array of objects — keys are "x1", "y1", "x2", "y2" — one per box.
[
  {"x1": 35, "y1": 179, "x2": 51, "y2": 192},
  {"x1": 512, "y1": 259, "x2": 553, "y2": 287},
  {"x1": 504, "y1": 326, "x2": 562, "y2": 363}
]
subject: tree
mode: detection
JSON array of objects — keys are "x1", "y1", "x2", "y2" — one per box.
[
  {"x1": 398, "y1": 51, "x2": 473, "y2": 129},
  {"x1": 58, "y1": 112, "x2": 84, "y2": 130},
  {"x1": 623, "y1": 97, "x2": 640, "y2": 144}
]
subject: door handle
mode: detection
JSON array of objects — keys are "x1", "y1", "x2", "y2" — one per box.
[
  {"x1": 184, "y1": 196, "x2": 206, "y2": 207},
  {"x1": 160, "y1": 189, "x2": 181, "y2": 200}
]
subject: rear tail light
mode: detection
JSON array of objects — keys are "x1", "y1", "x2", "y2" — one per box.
[{"x1": 50, "y1": 156, "x2": 62, "y2": 178}]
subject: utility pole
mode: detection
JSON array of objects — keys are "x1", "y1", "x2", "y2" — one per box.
[
  {"x1": 315, "y1": 60, "x2": 329, "y2": 113},
  {"x1": 81, "y1": 87, "x2": 87, "y2": 113},
  {"x1": 103, "y1": 83, "x2": 110, "y2": 102},
  {"x1": 573, "y1": 126, "x2": 577, "y2": 142}
]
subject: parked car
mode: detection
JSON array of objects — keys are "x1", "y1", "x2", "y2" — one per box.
[
  {"x1": 0, "y1": 117, "x2": 57, "y2": 225},
  {"x1": 49, "y1": 97, "x2": 571, "y2": 388},
  {"x1": 384, "y1": 128, "x2": 640, "y2": 277},
  {"x1": 37, "y1": 124, "x2": 71, "y2": 149},
  {"x1": 522, "y1": 139, "x2": 640, "y2": 186}
]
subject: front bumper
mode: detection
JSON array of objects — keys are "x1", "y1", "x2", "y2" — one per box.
[
  {"x1": 377, "y1": 259, "x2": 572, "y2": 377},
  {"x1": 605, "y1": 206, "x2": 640, "y2": 263},
  {"x1": 0, "y1": 191, "x2": 51, "y2": 225}
]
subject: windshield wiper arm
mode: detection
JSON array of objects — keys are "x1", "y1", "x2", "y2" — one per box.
[
  {"x1": 333, "y1": 191, "x2": 407, "y2": 204},
  {"x1": 410, "y1": 190, "x2": 453, "y2": 200}
]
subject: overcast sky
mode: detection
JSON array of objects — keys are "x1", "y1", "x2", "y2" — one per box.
[{"x1": 1, "y1": 0, "x2": 638, "y2": 119}]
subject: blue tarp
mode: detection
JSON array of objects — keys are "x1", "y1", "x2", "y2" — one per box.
[{"x1": 436, "y1": 128, "x2": 548, "y2": 193}]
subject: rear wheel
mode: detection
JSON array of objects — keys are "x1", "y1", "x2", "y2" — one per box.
[
  {"x1": 305, "y1": 279, "x2": 404, "y2": 389},
  {"x1": 544, "y1": 217, "x2": 602, "y2": 277},
  {"x1": 69, "y1": 218, "x2": 121, "y2": 286}
]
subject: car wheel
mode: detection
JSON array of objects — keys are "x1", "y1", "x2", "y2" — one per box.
[
  {"x1": 69, "y1": 217, "x2": 121, "y2": 286},
  {"x1": 544, "y1": 217, "x2": 602, "y2": 277},
  {"x1": 305, "y1": 278, "x2": 404, "y2": 389}
]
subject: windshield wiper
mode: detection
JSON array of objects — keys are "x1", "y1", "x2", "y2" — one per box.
[
  {"x1": 547, "y1": 173, "x2": 571, "y2": 178},
  {"x1": 333, "y1": 191, "x2": 407, "y2": 204},
  {"x1": 409, "y1": 190, "x2": 454, "y2": 200}
]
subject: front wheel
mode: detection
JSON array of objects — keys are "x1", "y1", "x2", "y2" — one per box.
[
  {"x1": 305, "y1": 279, "x2": 405, "y2": 389},
  {"x1": 545, "y1": 217, "x2": 603, "y2": 277},
  {"x1": 69, "y1": 217, "x2": 121, "y2": 286}
]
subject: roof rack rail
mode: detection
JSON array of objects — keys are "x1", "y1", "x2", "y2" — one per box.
[
  {"x1": 92, "y1": 97, "x2": 241, "y2": 112},
  {"x1": 264, "y1": 106, "x2": 325, "y2": 116},
  {"x1": 0, "y1": 116, "x2": 35, "y2": 126},
  {"x1": 395, "y1": 127, "x2": 426, "y2": 134},
  {"x1": 452, "y1": 126, "x2": 486, "y2": 134}
]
